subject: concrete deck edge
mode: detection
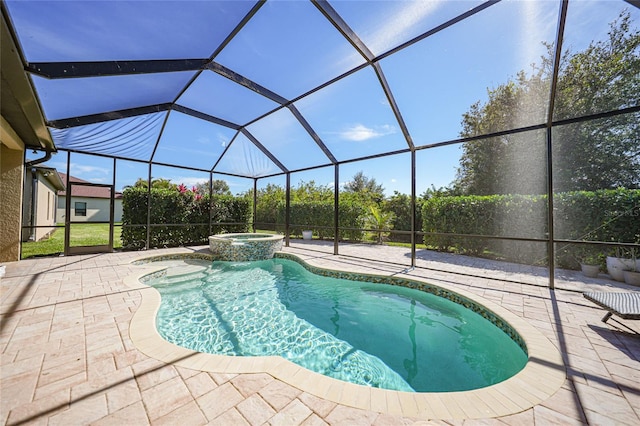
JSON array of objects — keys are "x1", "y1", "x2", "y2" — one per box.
[{"x1": 125, "y1": 252, "x2": 566, "y2": 420}]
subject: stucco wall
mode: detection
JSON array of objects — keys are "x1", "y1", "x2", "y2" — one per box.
[
  {"x1": 22, "y1": 170, "x2": 60, "y2": 241},
  {"x1": 34, "y1": 177, "x2": 58, "y2": 240},
  {"x1": 0, "y1": 143, "x2": 25, "y2": 262},
  {"x1": 57, "y1": 196, "x2": 123, "y2": 223}
]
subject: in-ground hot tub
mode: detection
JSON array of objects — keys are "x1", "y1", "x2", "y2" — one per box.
[{"x1": 209, "y1": 233, "x2": 284, "y2": 261}]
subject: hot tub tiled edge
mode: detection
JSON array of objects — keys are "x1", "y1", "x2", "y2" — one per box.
[{"x1": 209, "y1": 233, "x2": 284, "y2": 261}]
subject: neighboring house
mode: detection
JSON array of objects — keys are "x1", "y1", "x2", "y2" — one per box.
[
  {"x1": 57, "y1": 173, "x2": 123, "y2": 223},
  {"x1": 21, "y1": 166, "x2": 65, "y2": 241}
]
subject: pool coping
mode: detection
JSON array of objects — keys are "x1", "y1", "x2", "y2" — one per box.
[{"x1": 125, "y1": 252, "x2": 566, "y2": 420}]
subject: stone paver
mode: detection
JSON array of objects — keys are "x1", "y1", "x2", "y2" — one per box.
[
  {"x1": 1, "y1": 244, "x2": 639, "y2": 425},
  {"x1": 236, "y1": 393, "x2": 277, "y2": 425}
]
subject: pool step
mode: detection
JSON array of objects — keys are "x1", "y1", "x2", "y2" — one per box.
[
  {"x1": 155, "y1": 270, "x2": 207, "y2": 287},
  {"x1": 164, "y1": 264, "x2": 208, "y2": 277}
]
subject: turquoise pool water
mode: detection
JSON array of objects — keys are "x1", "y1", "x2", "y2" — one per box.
[{"x1": 149, "y1": 258, "x2": 527, "y2": 392}]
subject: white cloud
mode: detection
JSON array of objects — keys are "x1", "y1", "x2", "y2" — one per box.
[
  {"x1": 367, "y1": 1, "x2": 441, "y2": 54},
  {"x1": 217, "y1": 132, "x2": 230, "y2": 148},
  {"x1": 170, "y1": 176, "x2": 208, "y2": 187},
  {"x1": 46, "y1": 161, "x2": 111, "y2": 178},
  {"x1": 338, "y1": 181, "x2": 351, "y2": 190},
  {"x1": 71, "y1": 164, "x2": 111, "y2": 175},
  {"x1": 46, "y1": 161, "x2": 68, "y2": 171},
  {"x1": 196, "y1": 136, "x2": 211, "y2": 145},
  {"x1": 339, "y1": 124, "x2": 396, "y2": 142}
]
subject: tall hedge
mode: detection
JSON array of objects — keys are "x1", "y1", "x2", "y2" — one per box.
[
  {"x1": 422, "y1": 189, "x2": 639, "y2": 266},
  {"x1": 257, "y1": 200, "x2": 365, "y2": 241},
  {"x1": 121, "y1": 187, "x2": 250, "y2": 249},
  {"x1": 553, "y1": 189, "x2": 639, "y2": 242},
  {"x1": 384, "y1": 192, "x2": 425, "y2": 243}
]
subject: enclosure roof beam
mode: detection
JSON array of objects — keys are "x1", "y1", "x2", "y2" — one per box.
[
  {"x1": 313, "y1": 0, "x2": 414, "y2": 152},
  {"x1": 288, "y1": 105, "x2": 337, "y2": 164},
  {"x1": 211, "y1": 130, "x2": 240, "y2": 172},
  {"x1": 26, "y1": 59, "x2": 210, "y2": 79},
  {"x1": 208, "y1": 0, "x2": 265, "y2": 60},
  {"x1": 47, "y1": 103, "x2": 172, "y2": 129},
  {"x1": 172, "y1": 105, "x2": 241, "y2": 130},
  {"x1": 373, "y1": 63, "x2": 415, "y2": 150},
  {"x1": 376, "y1": 0, "x2": 501, "y2": 62},
  {"x1": 241, "y1": 128, "x2": 289, "y2": 174},
  {"x1": 206, "y1": 62, "x2": 289, "y2": 105},
  {"x1": 312, "y1": 0, "x2": 375, "y2": 62}
]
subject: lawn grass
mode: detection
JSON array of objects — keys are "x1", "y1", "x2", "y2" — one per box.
[
  {"x1": 21, "y1": 223, "x2": 123, "y2": 259},
  {"x1": 21, "y1": 227, "x2": 423, "y2": 259}
]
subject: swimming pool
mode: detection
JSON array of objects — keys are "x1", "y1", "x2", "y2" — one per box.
[{"x1": 143, "y1": 257, "x2": 527, "y2": 392}]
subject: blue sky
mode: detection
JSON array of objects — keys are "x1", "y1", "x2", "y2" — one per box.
[{"x1": 13, "y1": 0, "x2": 635, "y2": 196}]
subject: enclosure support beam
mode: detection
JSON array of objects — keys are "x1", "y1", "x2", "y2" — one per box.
[
  {"x1": 285, "y1": 173, "x2": 291, "y2": 247},
  {"x1": 63, "y1": 151, "x2": 71, "y2": 256},
  {"x1": 146, "y1": 163, "x2": 152, "y2": 250},
  {"x1": 209, "y1": 172, "x2": 213, "y2": 237},
  {"x1": 411, "y1": 150, "x2": 416, "y2": 268},
  {"x1": 545, "y1": 0, "x2": 569, "y2": 289},
  {"x1": 252, "y1": 179, "x2": 258, "y2": 233},
  {"x1": 546, "y1": 127, "x2": 555, "y2": 290},
  {"x1": 334, "y1": 165, "x2": 339, "y2": 256},
  {"x1": 109, "y1": 158, "x2": 115, "y2": 250}
]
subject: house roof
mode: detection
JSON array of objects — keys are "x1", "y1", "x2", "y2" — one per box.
[
  {"x1": 1, "y1": 9, "x2": 55, "y2": 152},
  {"x1": 57, "y1": 172, "x2": 123, "y2": 199},
  {"x1": 31, "y1": 165, "x2": 65, "y2": 191}
]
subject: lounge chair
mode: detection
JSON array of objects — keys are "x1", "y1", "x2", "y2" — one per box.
[{"x1": 583, "y1": 292, "x2": 640, "y2": 323}]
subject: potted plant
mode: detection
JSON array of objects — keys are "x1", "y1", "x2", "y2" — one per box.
[
  {"x1": 576, "y1": 248, "x2": 601, "y2": 278},
  {"x1": 623, "y1": 248, "x2": 640, "y2": 286},
  {"x1": 606, "y1": 247, "x2": 636, "y2": 282},
  {"x1": 302, "y1": 230, "x2": 313, "y2": 240}
]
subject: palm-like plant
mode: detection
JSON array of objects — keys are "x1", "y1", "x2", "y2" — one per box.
[{"x1": 365, "y1": 205, "x2": 395, "y2": 244}]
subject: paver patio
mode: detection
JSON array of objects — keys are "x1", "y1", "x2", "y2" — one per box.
[{"x1": 1, "y1": 242, "x2": 639, "y2": 425}]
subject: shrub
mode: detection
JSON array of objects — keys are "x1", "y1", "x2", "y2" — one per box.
[
  {"x1": 121, "y1": 187, "x2": 250, "y2": 249},
  {"x1": 421, "y1": 189, "x2": 639, "y2": 267},
  {"x1": 260, "y1": 200, "x2": 365, "y2": 241}
]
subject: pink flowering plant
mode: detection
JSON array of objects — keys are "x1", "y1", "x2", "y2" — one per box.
[{"x1": 121, "y1": 182, "x2": 250, "y2": 249}]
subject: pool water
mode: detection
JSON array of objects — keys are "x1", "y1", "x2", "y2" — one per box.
[
  {"x1": 231, "y1": 234, "x2": 272, "y2": 240},
  {"x1": 149, "y1": 258, "x2": 527, "y2": 392}
]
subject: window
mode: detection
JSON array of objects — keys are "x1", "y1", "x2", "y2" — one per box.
[{"x1": 75, "y1": 202, "x2": 87, "y2": 217}]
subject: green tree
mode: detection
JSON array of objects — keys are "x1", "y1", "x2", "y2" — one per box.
[
  {"x1": 454, "y1": 11, "x2": 639, "y2": 195},
  {"x1": 551, "y1": 11, "x2": 640, "y2": 192},
  {"x1": 292, "y1": 180, "x2": 333, "y2": 203},
  {"x1": 253, "y1": 183, "x2": 286, "y2": 225},
  {"x1": 130, "y1": 177, "x2": 177, "y2": 190},
  {"x1": 194, "y1": 180, "x2": 231, "y2": 196},
  {"x1": 343, "y1": 171, "x2": 385, "y2": 205}
]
